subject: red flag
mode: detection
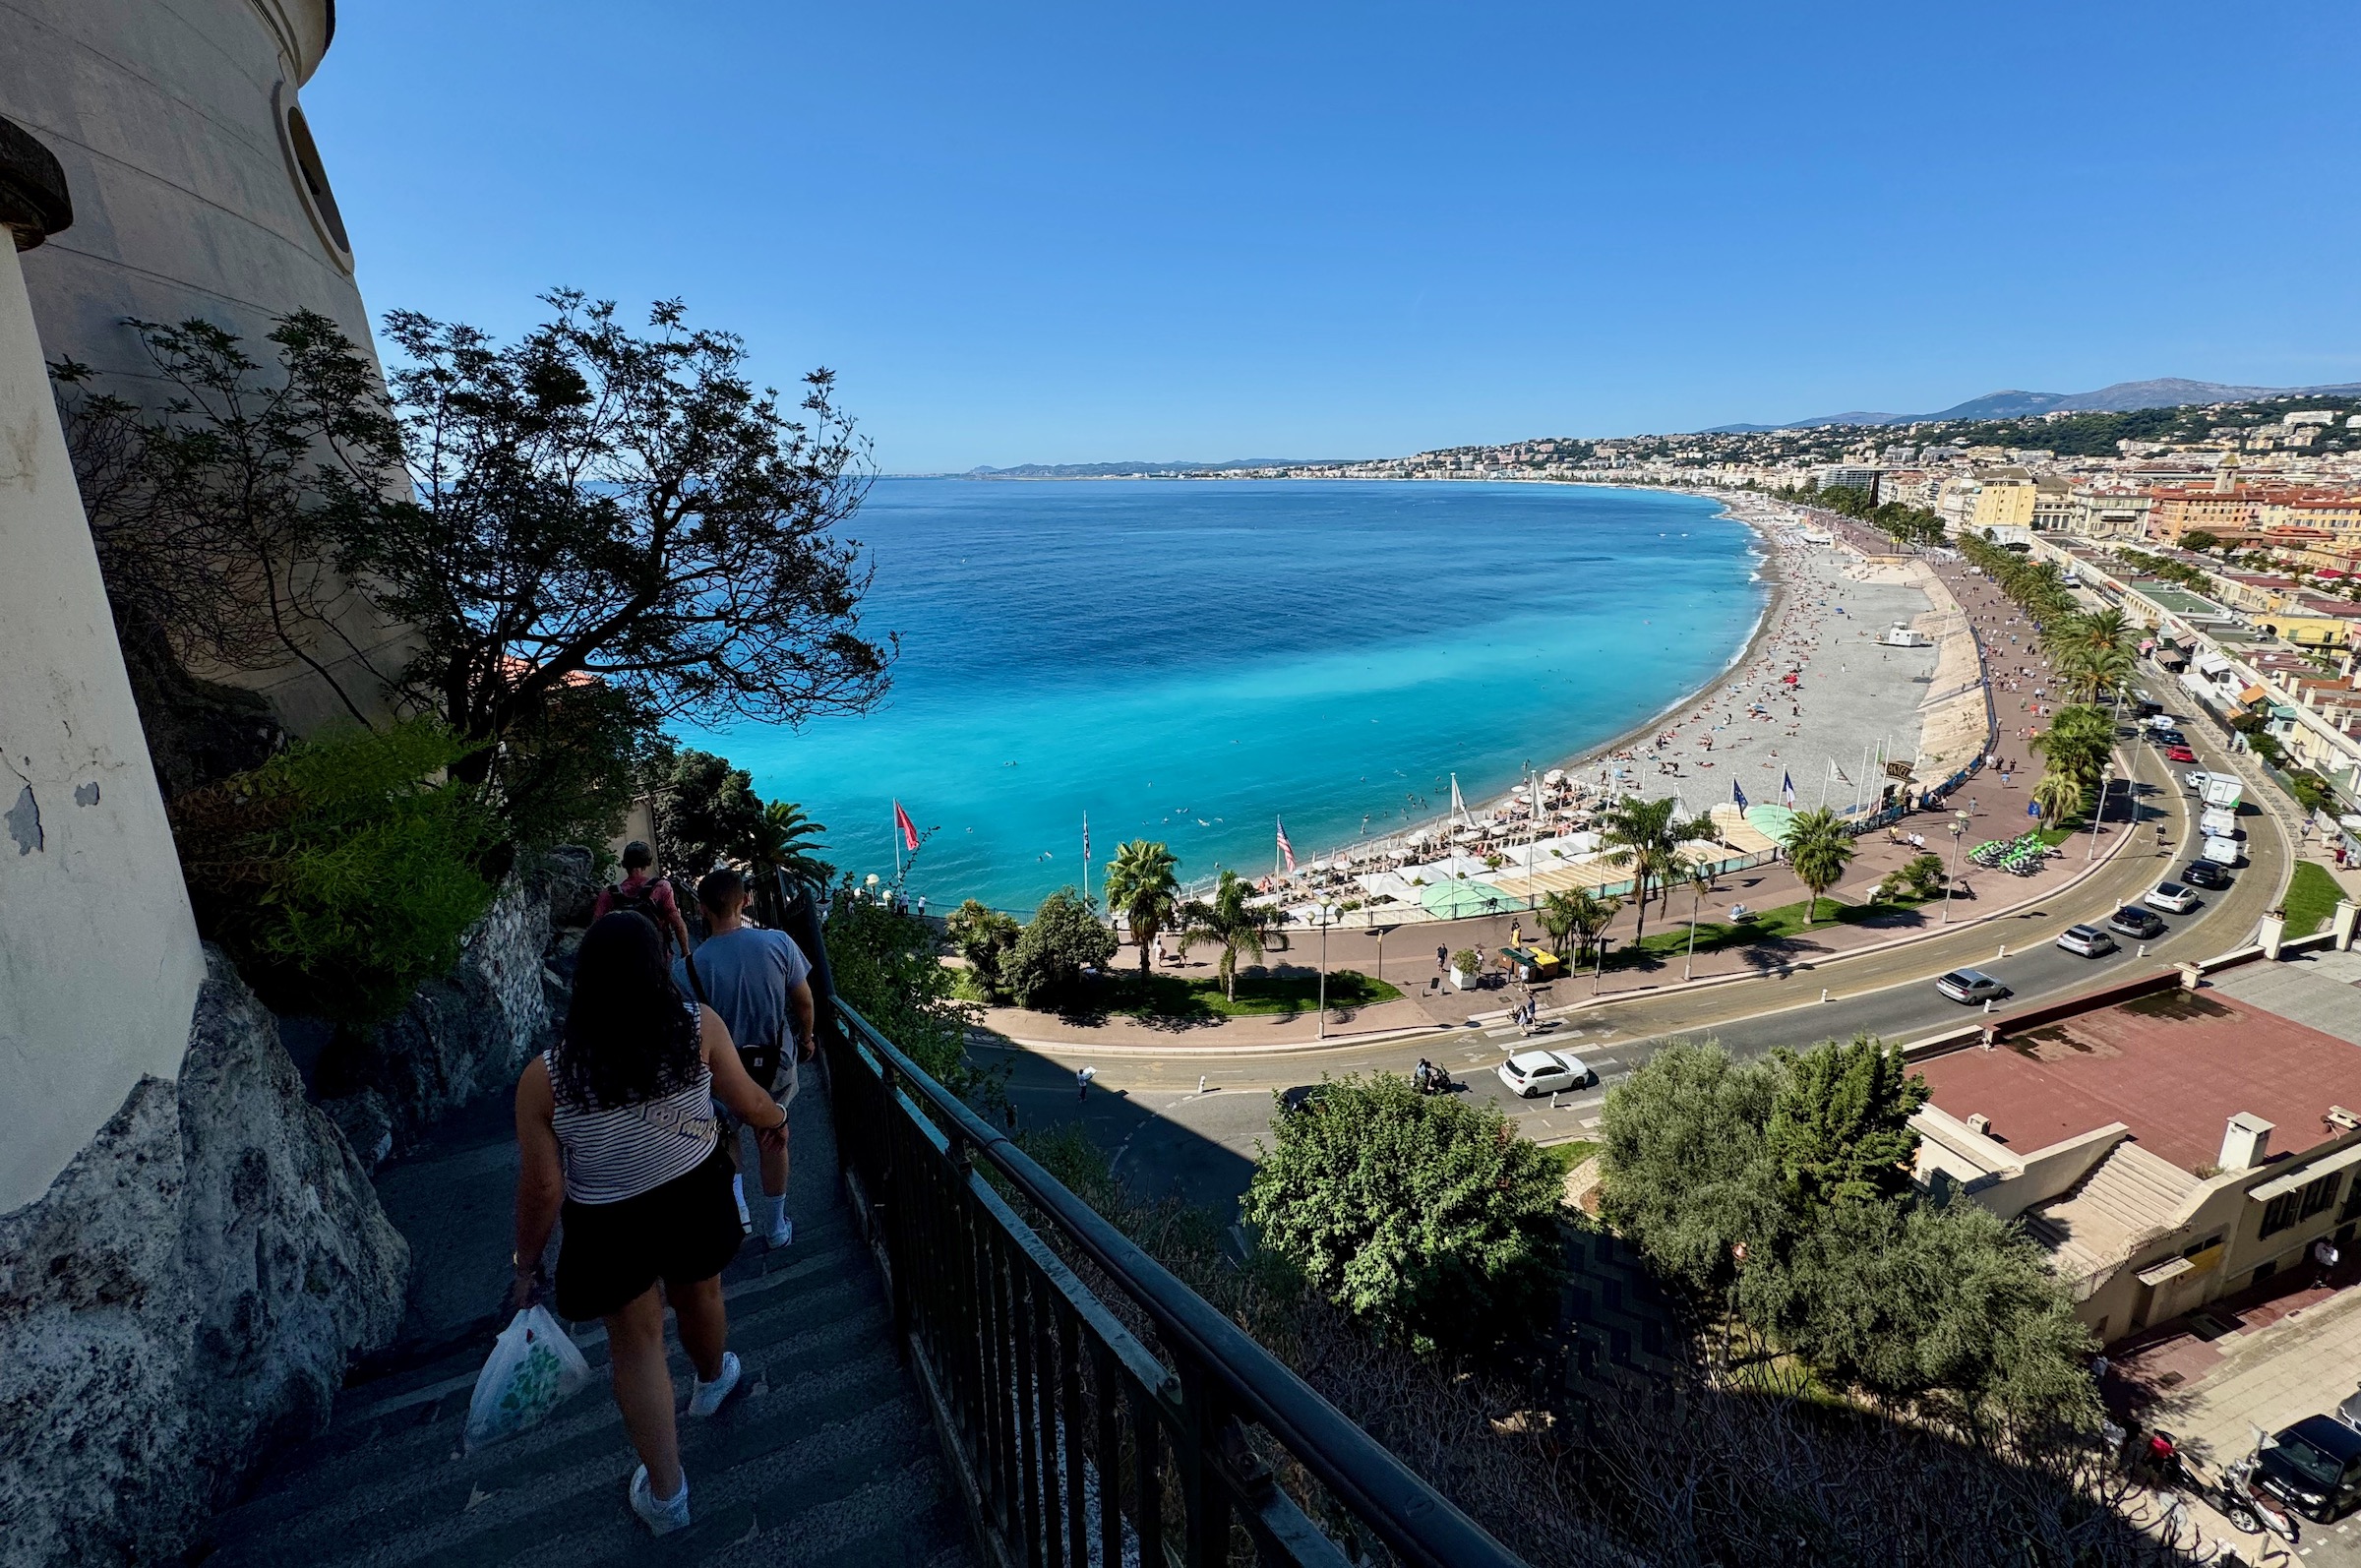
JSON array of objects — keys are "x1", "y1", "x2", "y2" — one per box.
[
  {"x1": 893, "y1": 800, "x2": 919, "y2": 851},
  {"x1": 1275, "y1": 816, "x2": 1297, "y2": 874}
]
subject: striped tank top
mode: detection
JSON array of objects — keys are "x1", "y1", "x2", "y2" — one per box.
[{"x1": 547, "y1": 1036, "x2": 719, "y2": 1204}]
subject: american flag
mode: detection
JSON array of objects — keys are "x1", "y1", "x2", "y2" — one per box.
[{"x1": 1275, "y1": 816, "x2": 1297, "y2": 874}]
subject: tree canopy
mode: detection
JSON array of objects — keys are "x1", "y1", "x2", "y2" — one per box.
[
  {"x1": 1000, "y1": 888, "x2": 1117, "y2": 1009},
  {"x1": 1245, "y1": 1073, "x2": 1565, "y2": 1353}
]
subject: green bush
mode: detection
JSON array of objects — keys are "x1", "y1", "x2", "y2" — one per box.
[
  {"x1": 823, "y1": 881, "x2": 985, "y2": 1094},
  {"x1": 1001, "y1": 887, "x2": 1116, "y2": 1009},
  {"x1": 1244, "y1": 1073, "x2": 1566, "y2": 1354},
  {"x1": 170, "y1": 719, "x2": 499, "y2": 1024},
  {"x1": 490, "y1": 681, "x2": 650, "y2": 855}
]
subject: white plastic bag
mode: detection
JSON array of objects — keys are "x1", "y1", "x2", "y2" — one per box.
[{"x1": 464, "y1": 1304, "x2": 589, "y2": 1451}]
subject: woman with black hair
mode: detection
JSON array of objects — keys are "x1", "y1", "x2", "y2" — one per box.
[{"x1": 510, "y1": 909, "x2": 786, "y2": 1536}]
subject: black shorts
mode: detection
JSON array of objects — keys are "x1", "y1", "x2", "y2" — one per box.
[{"x1": 554, "y1": 1144, "x2": 743, "y2": 1321}]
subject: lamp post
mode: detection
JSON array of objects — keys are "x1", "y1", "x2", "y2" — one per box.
[
  {"x1": 1313, "y1": 902, "x2": 1339, "y2": 1041},
  {"x1": 1943, "y1": 807, "x2": 1971, "y2": 925}
]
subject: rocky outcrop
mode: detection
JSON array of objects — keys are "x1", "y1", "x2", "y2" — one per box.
[
  {"x1": 0, "y1": 948, "x2": 408, "y2": 1567},
  {"x1": 315, "y1": 866, "x2": 569, "y2": 1168}
]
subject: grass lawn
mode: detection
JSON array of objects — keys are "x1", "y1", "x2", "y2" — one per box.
[
  {"x1": 1087, "y1": 968, "x2": 1402, "y2": 1023},
  {"x1": 2282, "y1": 861, "x2": 2349, "y2": 937},
  {"x1": 1601, "y1": 889, "x2": 1929, "y2": 969}
]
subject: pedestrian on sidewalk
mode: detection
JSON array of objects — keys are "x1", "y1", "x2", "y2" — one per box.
[
  {"x1": 510, "y1": 910, "x2": 786, "y2": 1536},
  {"x1": 1077, "y1": 1064, "x2": 1096, "y2": 1102},
  {"x1": 595, "y1": 840, "x2": 694, "y2": 960},
  {"x1": 675, "y1": 869, "x2": 813, "y2": 1251}
]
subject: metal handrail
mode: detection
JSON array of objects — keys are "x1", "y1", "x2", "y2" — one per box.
[{"x1": 821, "y1": 993, "x2": 1526, "y2": 1568}]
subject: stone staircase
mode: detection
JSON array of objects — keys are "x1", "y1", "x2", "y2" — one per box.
[{"x1": 199, "y1": 1072, "x2": 975, "y2": 1568}]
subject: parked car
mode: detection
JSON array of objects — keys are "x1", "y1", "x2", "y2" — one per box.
[
  {"x1": 2180, "y1": 859, "x2": 2231, "y2": 890},
  {"x1": 2108, "y1": 905, "x2": 2168, "y2": 939},
  {"x1": 1496, "y1": 1050, "x2": 1592, "y2": 1098},
  {"x1": 2166, "y1": 744, "x2": 2198, "y2": 763},
  {"x1": 2255, "y1": 1415, "x2": 2361, "y2": 1523},
  {"x1": 1936, "y1": 968, "x2": 2010, "y2": 1004},
  {"x1": 2145, "y1": 882, "x2": 2201, "y2": 915},
  {"x1": 2055, "y1": 924, "x2": 2118, "y2": 957}
]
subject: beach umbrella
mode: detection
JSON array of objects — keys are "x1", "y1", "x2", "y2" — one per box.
[{"x1": 1544, "y1": 769, "x2": 1565, "y2": 784}]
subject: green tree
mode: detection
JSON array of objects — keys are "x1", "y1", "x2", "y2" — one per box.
[
  {"x1": 944, "y1": 898, "x2": 1021, "y2": 997},
  {"x1": 168, "y1": 719, "x2": 499, "y2": 1025},
  {"x1": 489, "y1": 679, "x2": 652, "y2": 853},
  {"x1": 1597, "y1": 1041, "x2": 1787, "y2": 1294},
  {"x1": 741, "y1": 799, "x2": 834, "y2": 890},
  {"x1": 645, "y1": 745, "x2": 765, "y2": 875},
  {"x1": 1764, "y1": 1034, "x2": 1927, "y2": 1212},
  {"x1": 2031, "y1": 768, "x2": 2085, "y2": 826},
  {"x1": 1001, "y1": 887, "x2": 1118, "y2": 1009},
  {"x1": 1178, "y1": 869, "x2": 1291, "y2": 1000},
  {"x1": 1244, "y1": 1073, "x2": 1565, "y2": 1353},
  {"x1": 2029, "y1": 703, "x2": 2114, "y2": 795},
  {"x1": 2181, "y1": 528, "x2": 2221, "y2": 553},
  {"x1": 1540, "y1": 885, "x2": 1619, "y2": 965},
  {"x1": 1782, "y1": 807, "x2": 1856, "y2": 925},
  {"x1": 1897, "y1": 851, "x2": 1949, "y2": 901},
  {"x1": 825, "y1": 883, "x2": 985, "y2": 1093},
  {"x1": 1101, "y1": 839, "x2": 1180, "y2": 974},
  {"x1": 1600, "y1": 795, "x2": 1715, "y2": 941}
]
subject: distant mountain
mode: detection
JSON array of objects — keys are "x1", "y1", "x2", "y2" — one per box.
[
  {"x1": 1711, "y1": 378, "x2": 2361, "y2": 433},
  {"x1": 963, "y1": 457, "x2": 1357, "y2": 478}
]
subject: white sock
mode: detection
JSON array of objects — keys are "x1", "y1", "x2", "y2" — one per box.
[
  {"x1": 732, "y1": 1175, "x2": 750, "y2": 1226},
  {"x1": 759, "y1": 1194, "x2": 787, "y2": 1234}
]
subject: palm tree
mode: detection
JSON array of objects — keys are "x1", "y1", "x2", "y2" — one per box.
[
  {"x1": 1177, "y1": 870, "x2": 1290, "y2": 1000},
  {"x1": 740, "y1": 800, "x2": 834, "y2": 890},
  {"x1": 2030, "y1": 703, "x2": 2115, "y2": 795},
  {"x1": 1599, "y1": 796, "x2": 1716, "y2": 942},
  {"x1": 1102, "y1": 839, "x2": 1180, "y2": 973},
  {"x1": 1783, "y1": 807, "x2": 1856, "y2": 926},
  {"x1": 2055, "y1": 610, "x2": 2136, "y2": 701},
  {"x1": 2031, "y1": 768, "x2": 2086, "y2": 827},
  {"x1": 1540, "y1": 885, "x2": 1620, "y2": 967}
]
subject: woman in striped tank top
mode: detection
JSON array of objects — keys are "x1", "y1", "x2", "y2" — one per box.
[{"x1": 510, "y1": 910, "x2": 787, "y2": 1535}]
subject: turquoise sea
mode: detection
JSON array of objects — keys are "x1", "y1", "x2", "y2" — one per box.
[{"x1": 702, "y1": 479, "x2": 1763, "y2": 912}]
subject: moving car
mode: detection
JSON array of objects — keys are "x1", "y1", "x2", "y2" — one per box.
[
  {"x1": 1936, "y1": 968, "x2": 2010, "y2": 1004},
  {"x1": 2183, "y1": 768, "x2": 2216, "y2": 793},
  {"x1": 2145, "y1": 882, "x2": 2201, "y2": 915},
  {"x1": 1497, "y1": 1050, "x2": 1593, "y2": 1098},
  {"x1": 2166, "y1": 744, "x2": 2198, "y2": 763},
  {"x1": 2108, "y1": 905, "x2": 2168, "y2": 939},
  {"x1": 2200, "y1": 835, "x2": 2243, "y2": 868},
  {"x1": 2055, "y1": 924, "x2": 2118, "y2": 957},
  {"x1": 2180, "y1": 859, "x2": 2231, "y2": 889},
  {"x1": 2199, "y1": 807, "x2": 2242, "y2": 840},
  {"x1": 2255, "y1": 1415, "x2": 2361, "y2": 1523}
]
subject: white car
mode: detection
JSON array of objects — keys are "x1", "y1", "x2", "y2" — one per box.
[
  {"x1": 1497, "y1": 1050, "x2": 1593, "y2": 1098},
  {"x1": 2145, "y1": 882, "x2": 2201, "y2": 915},
  {"x1": 2055, "y1": 924, "x2": 2118, "y2": 958}
]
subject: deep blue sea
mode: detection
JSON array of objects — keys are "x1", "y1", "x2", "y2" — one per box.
[{"x1": 697, "y1": 479, "x2": 1762, "y2": 912}]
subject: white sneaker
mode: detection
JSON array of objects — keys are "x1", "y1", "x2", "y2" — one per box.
[
  {"x1": 765, "y1": 1213, "x2": 793, "y2": 1250},
  {"x1": 688, "y1": 1352, "x2": 741, "y2": 1417},
  {"x1": 630, "y1": 1465, "x2": 690, "y2": 1535}
]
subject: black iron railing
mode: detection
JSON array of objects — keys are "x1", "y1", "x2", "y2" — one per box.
[{"x1": 818, "y1": 996, "x2": 1525, "y2": 1568}]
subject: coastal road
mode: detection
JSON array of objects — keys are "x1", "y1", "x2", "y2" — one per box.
[{"x1": 980, "y1": 703, "x2": 2296, "y2": 1211}]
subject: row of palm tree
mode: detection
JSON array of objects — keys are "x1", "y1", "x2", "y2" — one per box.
[
  {"x1": 1101, "y1": 841, "x2": 1288, "y2": 1000},
  {"x1": 2028, "y1": 702, "x2": 2117, "y2": 825},
  {"x1": 1956, "y1": 534, "x2": 2138, "y2": 702}
]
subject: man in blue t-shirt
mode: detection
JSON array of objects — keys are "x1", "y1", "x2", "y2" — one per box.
[{"x1": 676, "y1": 869, "x2": 815, "y2": 1248}]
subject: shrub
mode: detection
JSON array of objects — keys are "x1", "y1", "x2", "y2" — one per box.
[
  {"x1": 944, "y1": 898, "x2": 1021, "y2": 997},
  {"x1": 491, "y1": 680, "x2": 651, "y2": 854},
  {"x1": 1450, "y1": 947, "x2": 1480, "y2": 975},
  {"x1": 823, "y1": 879, "x2": 983, "y2": 1094},
  {"x1": 169, "y1": 719, "x2": 499, "y2": 1024},
  {"x1": 1898, "y1": 851, "x2": 1949, "y2": 901},
  {"x1": 1001, "y1": 888, "x2": 1116, "y2": 1009},
  {"x1": 1244, "y1": 1073, "x2": 1566, "y2": 1354}
]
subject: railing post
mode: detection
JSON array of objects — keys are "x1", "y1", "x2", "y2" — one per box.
[{"x1": 1177, "y1": 1358, "x2": 1233, "y2": 1567}]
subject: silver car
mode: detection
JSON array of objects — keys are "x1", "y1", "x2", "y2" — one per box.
[
  {"x1": 2055, "y1": 924, "x2": 2117, "y2": 958},
  {"x1": 1936, "y1": 968, "x2": 2010, "y2": 1004}
]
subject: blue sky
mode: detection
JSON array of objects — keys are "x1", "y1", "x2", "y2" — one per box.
[{"x1": 310, "y1": 1, "x2": 2361, "y2": 472}]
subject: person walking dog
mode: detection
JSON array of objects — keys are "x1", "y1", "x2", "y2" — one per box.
[{"x1": 510, "y1": 910, "x2": 786, "y2": 1536}]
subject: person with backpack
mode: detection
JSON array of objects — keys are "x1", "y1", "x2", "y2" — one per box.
[
  {"x1": 673, "y1": 869, "x2": 812, "y2": 1250},
  {"x1": 596, "y1": 841, "x2": 693, "y2": 959}
]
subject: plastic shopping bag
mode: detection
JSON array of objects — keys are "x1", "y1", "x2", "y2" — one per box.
[{"x1": 464, "y1": 1304, "x2": 589, "y2": 1451}]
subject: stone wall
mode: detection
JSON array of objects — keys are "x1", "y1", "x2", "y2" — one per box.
[
  {"x1": 0, "y1": 949, "x2": 408, "y2": 1568},
  {"x1": 317, "y1": 848, "x2": 599, "y2": 1171}
]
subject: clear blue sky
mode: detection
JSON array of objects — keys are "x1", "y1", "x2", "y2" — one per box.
[{"x1": 310, "y1": 1, "x2": 2361, "y2": 472}]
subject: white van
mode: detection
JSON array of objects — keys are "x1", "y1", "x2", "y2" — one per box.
[
  {"x1": 2202, "y1": 775, "x2": 2244, "y2": 810},
  {"x1": 2199, "y1": 807, "x2": 2241, "y2": 840},
  {"x1": 2200, "y1": 835, "x2": 2242, "y2": 867}
]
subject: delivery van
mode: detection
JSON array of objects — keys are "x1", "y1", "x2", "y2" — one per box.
[
  {"x1": 2202, "y1": 775, "x2": 2243, "y2": 810},
  {"x1": 2199, "y1": 808, "x2": 2241, "y2": 840},
  {"x1": 2200, "y1": 835, "x2": 2242, "y2": 868}
]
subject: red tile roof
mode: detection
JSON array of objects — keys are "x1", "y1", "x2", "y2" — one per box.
[{"x1": 1916, "y1": 988, "x2": 2361, "y2": 1175}]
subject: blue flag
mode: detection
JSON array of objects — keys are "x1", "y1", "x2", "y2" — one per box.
[
  {"x1": 1732, "y1": 781, "x2": 1750, "y2": 810},
  {"x1": 1781, "y1": 771, "x2": 1796, "y2": 808}
]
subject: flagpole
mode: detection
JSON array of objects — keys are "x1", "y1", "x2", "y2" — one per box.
[
  {"x1": 1818, "y1": 760, "x2": 1831, "y2": 810},
  {"x1": 892, "y1": 800, "x2": 902, "y2": 882}
]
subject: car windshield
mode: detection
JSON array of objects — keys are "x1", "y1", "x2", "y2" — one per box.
[
  {"x1": 1941, "y1": 971, "x2": 1972, "y2": 987},
  {"x1": 2267, "y1": 1434, "x2": 2345, "y2": 1489},
  {"x1": 2067, "y1": 928, "x2": 2095, "y2": 939},
  {"x1": 2157, "y1": 885, "x2": 2183, "y2": 897}
]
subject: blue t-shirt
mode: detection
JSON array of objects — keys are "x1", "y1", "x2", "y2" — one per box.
[{"x1": 675, "y1": 927, "x2": 812, "y2": 1055}]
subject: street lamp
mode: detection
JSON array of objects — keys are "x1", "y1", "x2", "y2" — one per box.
[
  {"x1": 1943, "y1": 807, "x2": 1971, "y2": 925},
  {"x1": 1312, "y1": 902, "x2": 1340, "y2": 1040}
]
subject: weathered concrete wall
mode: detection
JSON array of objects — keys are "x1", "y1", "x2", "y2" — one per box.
[
  {"x1": 0, "y1": 211, "x2": 208, "y2": 1213},
  {"x1": 2, "y1": 0, "x2": 407, "y2": 735},
  {"x1": 0, "y1": 949, "x2": 409, "y2": 1568}
]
